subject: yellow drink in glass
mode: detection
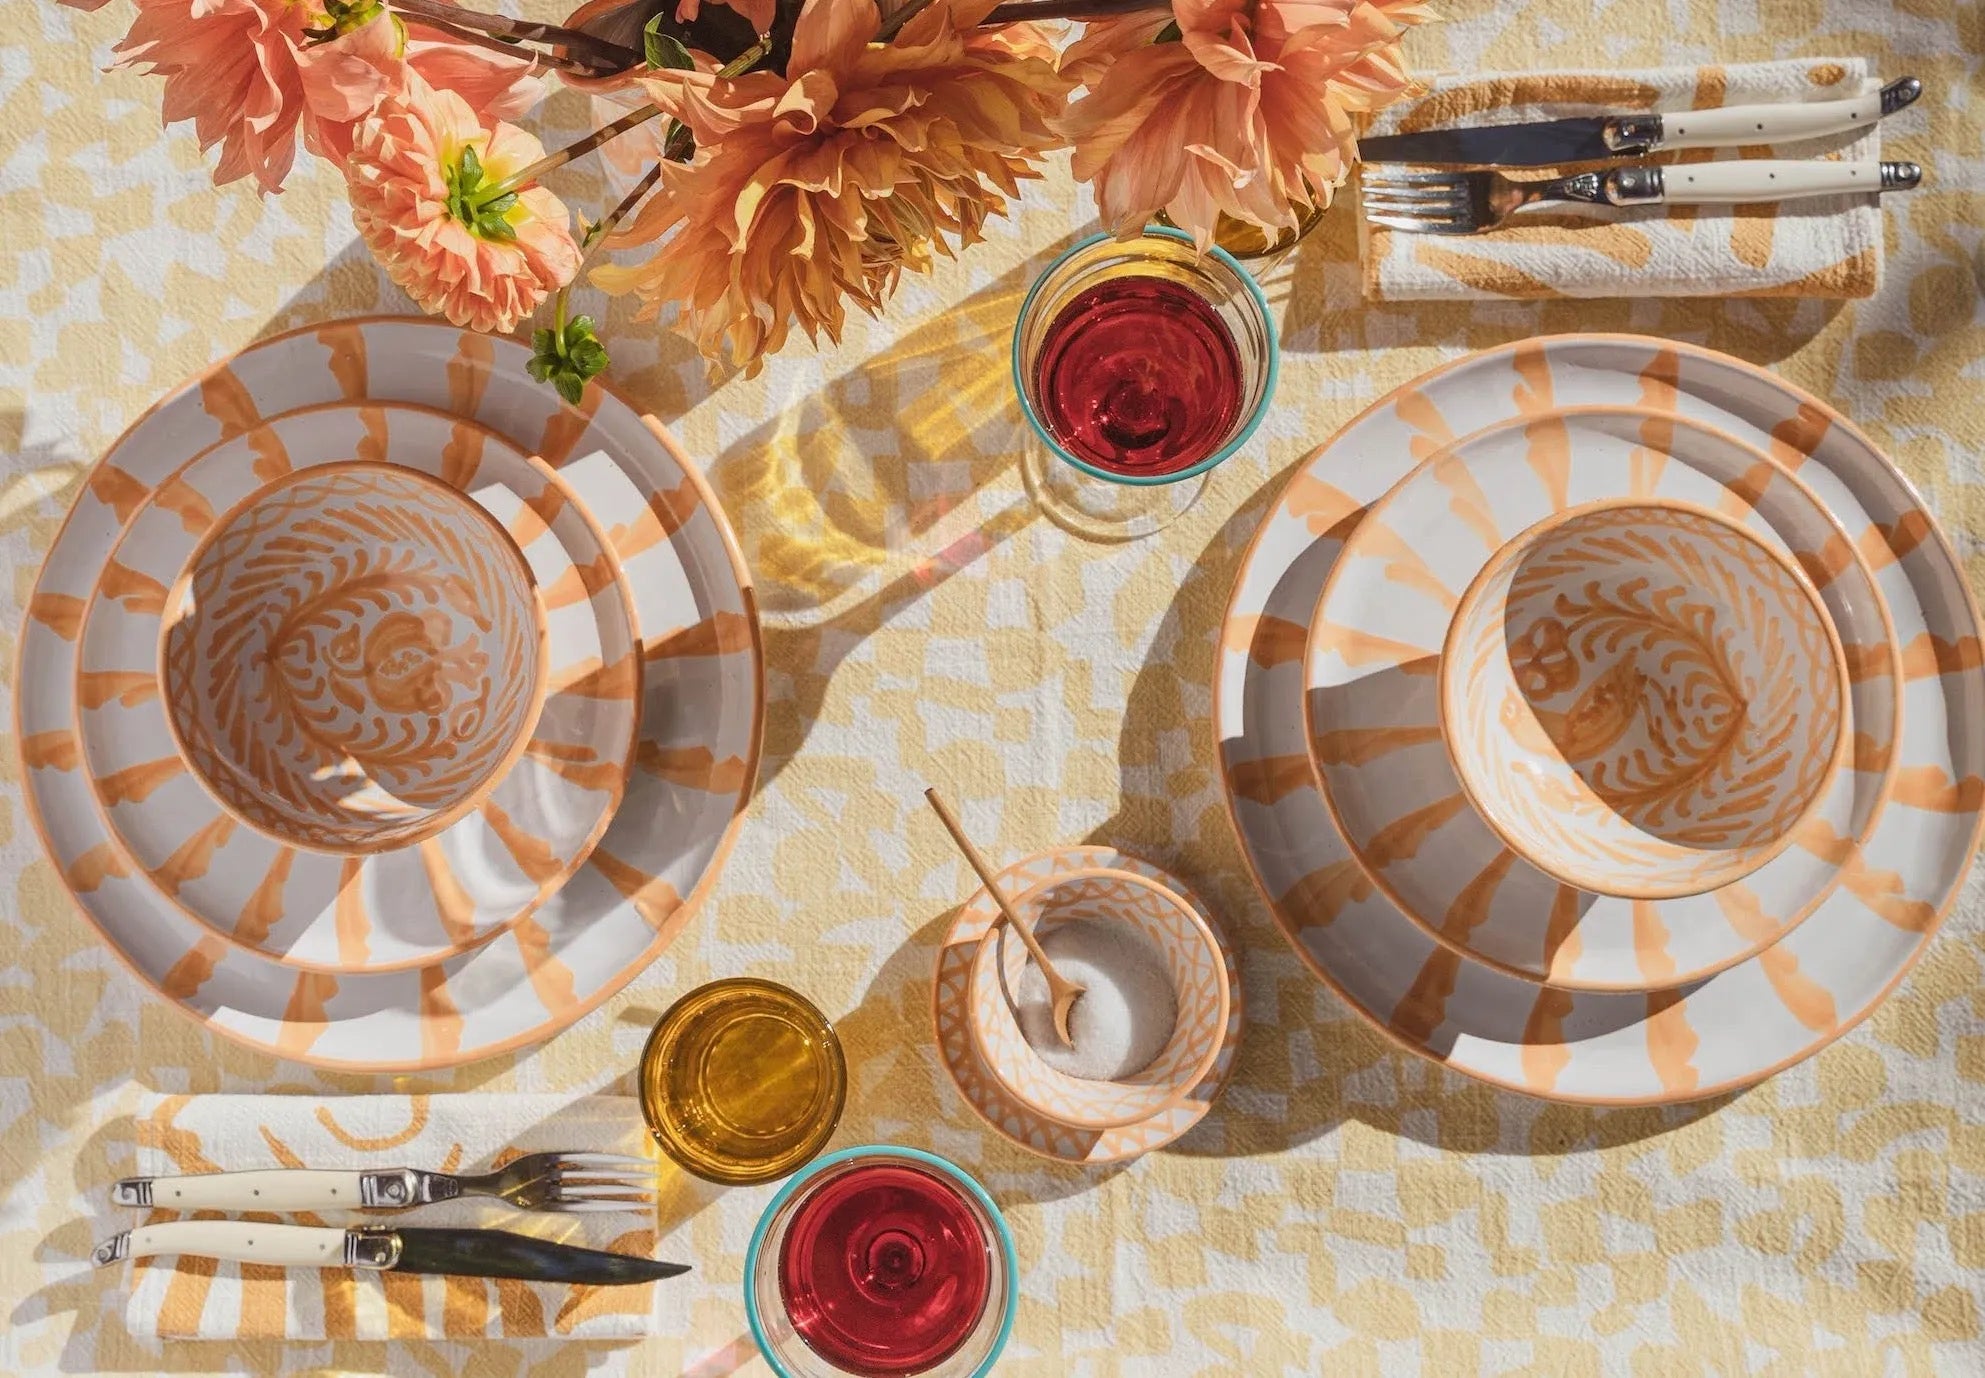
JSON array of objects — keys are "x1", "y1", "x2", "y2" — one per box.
[{"x1": 639, "y1": 977, "x2": 847, "y2": 1186}]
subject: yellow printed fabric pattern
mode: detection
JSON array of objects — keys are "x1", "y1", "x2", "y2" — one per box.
[{"x1": 4, "y1": 1, "x2": 1985, "y2": 1374}]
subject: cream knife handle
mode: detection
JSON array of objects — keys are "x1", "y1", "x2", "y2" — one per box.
[
  {"x1": 113, "y1": 1169, "x2": 372, "y2": 1212},
  {"x1": 1660, "y1": 96, "x2": 1884, "y2": 150},
  {"x1": 94, "y1": 1221, "x2": 363, "y2": 1269},
  {"x1": 1659, "y1": 160, "x2": 1899, "y2": 203}
]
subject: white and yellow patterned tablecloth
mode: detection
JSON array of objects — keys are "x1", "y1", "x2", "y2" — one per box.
[{"x1": 4, "y1": 0, "x2": 1984, "y2": 1372}]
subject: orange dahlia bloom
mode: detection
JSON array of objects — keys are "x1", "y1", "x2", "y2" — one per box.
[
  {"x1": 594, "y1": 0, "x2": 1071, "y2": 375},
  {"x1": 347, "y1": 74, "x2": 581, "y2": 335},
  {"x1": 1063, "y1": 0, "x2": 1433, "y2": 246}
]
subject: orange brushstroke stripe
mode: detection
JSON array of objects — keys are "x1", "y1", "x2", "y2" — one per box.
[
  {"x1": 29, "y1": 592, "x2": 85, "y2": 640},
  {"x1": 153, "y1": 475, "x2": 217, "y2": 534},
  {"x1": 316, "y1": 1097, "x2": 430, "y2": 1152},
  {"x1": 1849, "y1": 731, "x2": 1894, "y2": 779},
  {"x1": 448, "y1": 331, "x2": 494, "y2": 417},
  {"x1": 1361, "y1": 795, "x2": 1467, "y2": 868},
  {"x1": 246, "y1": 424, "x2": 290, "y2": 483},
  {"x1": 637, "y1": 742, "x2": 749, "y2": 795},
  {"x1": 1395, "y1": 389, "x2": 1455, "y2": 460},
  {"x1": 1631, "y1": 899, "x2": 1676, "y2": 987},
  {"x1": 538, "y1": 383, "x2": 604, "y2": 467},
  {"x1": 21, "y1": 730, "x2": 80, "y2": 771},
  {"x1": 66, "y1": 842, "x2": 129, "y2": 892},
  {"x1": 1637, "y1": 349, "x2": 1681, "y2": 410},
  {"x1": 1840, "y1": 640, "x2": 1897, "y2": 682},
  {"x1": 1307, "y1": 622, "x2": 1430, "y2": 669},
  {"x1": 355, "y1": 406, "x2": 390, "y2": 464},
  {"x1": 524, "y1": 739, "x2": 626, "y2": 793},
  {"x1": 553, "y1": 653, "x2": 638, "y2": 700},
  {"x1": 641, "y1": 611, "x2": 755, "y2": 662},
  {"x1": 1766, "y1": 402, "x2": 1829, "y2": 473},
  {"x1": 100, "y1": 560, "x2": 168, "y2": 614},
  {"x1": 334, "y1": 858, "x2": 370, "y2": 967},
  {"x1": 153, "y1": 814, "x2": 234, "y2": 895},
  {"x1": 1795, "y1": 534, "x2": 1857, "y2": 591},
  {"x1": 317, "y1": 322, "x2": 368, "y2": 399},
  {"x1": 279, "y1": 971, "x2": 339, "y2": 1062},
  {"x1": 1899, "y1": 633, "x2": 1982, "y2": 680},
  {"x1": 88, "y1": 465, "x2": 150, "y2": 524},
  {"x1": 1523, "y1": 414, "x2": 1571, "y2": 511},
  {"x1": 1643, "y1": 989, "x2": 1700, "y2": 1096},
  {"x1": 159, "y1": 937, "x2": 226, "y2": 999},
  {"x1": 1392, "y1": 947, "x2": 1462, "y2": 1044},
  {"x1": 1310, "y1": 722, "x2": 1443, "y2": 768},
  {"x1": 1886, "y1": 764, "x2": 1985, "y2": 814},
  {"x1": 421, "y1": 964, "x2": 465, "y2": 1062},
  {"x1": 200, "y1": 368, "x2": 260, "y2": 438},
  {"x1": 1284, "y1": 471, "x2": 1364, "y2": 538},
  {"x1": 1539, "y1": 884, "x2": 1583, "y2": 981},
  {"x1": 1429, "y1": 453, "x2": 1503, "y2": 552},
  {"x1": 482, "y1": 799, "x2": 562, "y2": 885},
  {"x1": 1628, "y1": 445, "x2": 1667, "y2": 498},
  {"x1": 236, "y1": 849, "x2": 294, "y2": 945},
  {"x1": 96, "y1": 757, "x2": 183, "y2": 804},
  {"x1": 590, "y1": 848, "x2": 684, "y2": 931},
  {"x1": 440, "y1": 422, "x2": 485, "y2": 491},
  {"x1": 1521, "y1": 985, "x2": 1574, "y2": 1092},
  {"x1": 417, "y1": 838, "x2": 480, "y2": 948},
  {"x1": 77, "y1": 670, "x2": 157, "y2": 710},
  {"x1": 1441, "y1": 851, "x2": 1515, "y2": 943},
  {"x1": 1225, "y1": 753, "x2": 1312, "y2": 806},
  {"x1": 1354, "y1": 519, "x2": 1455, "y2": 609},
  {"x1": 1839, "y1": 854, "x2": 1937, "y2": 932},
  {"x1": 1510, "y1": 340, "x2": 1556, "y2": 415},
  {"x1": 540, "y1": 555, "x2": 618, "y2": 609},
  {"x1": 1223, "y1": 613, "x2": 1307, "y2": 665},
  {"x1": 1791, "y1": 814, "x2": 1858, "y2": 866},
  {"x1": 511, "y1": 913, "x2": 577, "y2": 1015},
  {"x1": 1280, "y1": 858, "x2": 1374, "y2": 927}
]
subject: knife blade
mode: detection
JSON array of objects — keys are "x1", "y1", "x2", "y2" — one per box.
[
  {"x1": 91, "y1": 1221, "x2": 690, "y2": 1286},
  {"x1": 1359, "y1": 76, "x2": 1922, "y2": 167}
]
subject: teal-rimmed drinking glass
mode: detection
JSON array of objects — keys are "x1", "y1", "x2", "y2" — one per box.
[
  {"x1": 1011, "y1": 225, "x2": 1280, "y2": 542},
  {"x1": 744, "y1": 1144, "x2": 1017, "y2": 1378}
]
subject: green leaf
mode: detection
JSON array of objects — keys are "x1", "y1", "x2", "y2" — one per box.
[
  {"x1": 554, "y1": 371, "x2": 586, "y2": 405},
  {"x1": 477, "y1": 214, "x2": 517, "y2": 242},
  {"x1": 459, "y1": 144, "x2": 482, "y2": 184},
  {"x1": 644, "y1": 16, "x2": 695, "y2": 70},
  {"x1": 480, "y1": 191, "x2": 518, "y2": 217},
  {"x1": 526, "y1": 355, "x2": 555, "y2": 383}
]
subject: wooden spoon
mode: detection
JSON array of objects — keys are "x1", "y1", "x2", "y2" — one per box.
[{"x1": 924, "y1": 787, "x2": 1085, "y2": 1048}]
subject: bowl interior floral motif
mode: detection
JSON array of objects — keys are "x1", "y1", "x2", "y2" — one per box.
[
  {"x1": 1441, "y1": 499, "x2": 1849, "y2": 900},
  {"x1": 967, "y1": 868, "x2": 1229, "y2": 1132},
  {"x1": 160, "y1": 461, "x2": 548, "y2": 853}
]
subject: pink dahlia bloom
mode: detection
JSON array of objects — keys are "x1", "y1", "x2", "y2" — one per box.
[
  {"x1": 347, "y1": 73, "x2": 581, "y2": 335},
  {"x1": 1063, "y1": 0, "x2": 1433, "y2": 246},
  {"x1": 104, "y1": 0, "x2": 541, "y2": 193}
]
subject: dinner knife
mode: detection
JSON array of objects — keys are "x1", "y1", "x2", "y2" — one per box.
[
  {"x1": 1359, "y1": 75, "x2": 1921, "y2": 167},
  {"x1": 91, "y1": 1221, "x2": 690, "y2": 1285}
]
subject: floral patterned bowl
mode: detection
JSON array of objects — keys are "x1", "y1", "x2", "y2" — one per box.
[
  {"x1": 966, "y1": 866, "x2": 1230, "y2": 1132},
  {"x1": 1440, "y1": 498, "x2": 1849, "y2": 900},
  {"x1": 159, "y1": 461, "x2": 549, "y2": 854}
]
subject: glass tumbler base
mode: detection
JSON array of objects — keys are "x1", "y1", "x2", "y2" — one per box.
[{"x1": 1019, "y1": 437, "x2": 1209, "y2": 543}]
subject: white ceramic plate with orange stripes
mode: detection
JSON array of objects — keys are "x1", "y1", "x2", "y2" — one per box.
[
  {"x1": 933, "y1": 846, "x2": 1242, "y2": 1164},
  {"x1": 1218, "y1": 335, "x2": 1984, "y2": 1104},
  {"x1": 1304, "y1": 405, "x2": 1900, "y2": 991},
  {"x1": 73, "y1": 402, "x2": 641, "y2": 973},
  {"x1": 17, "y1": 318, "x2": 763, "y2": 1069}
]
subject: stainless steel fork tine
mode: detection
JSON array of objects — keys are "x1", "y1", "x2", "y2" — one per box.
[
  {"x1": 548, "y1": 1152, "x2": 655, "y2": 1170},
  {"x1": 553, "y1": 1184, "x2": 660, "y2": 1198},
  {"x1": 543, "y1": 1200, "x2": 659, "y2": 1214},
  {"x1": 1361, "y1": 169, "x2": 1464, "y2": 187},
  {"x1": 1365, "y1": 212, "x2": 1479, "y2": 235},
  {"x1": 1361, "y1": 197, "x2": 1469, "y2": 216},
  {"x1": 550, "y1": 1173, "x2": 658, "y2": 1189},
  {"x1": 1360, "y1": 184, "x2": 1467, "y2": 204}
]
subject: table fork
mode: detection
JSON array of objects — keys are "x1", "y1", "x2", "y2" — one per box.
[
  {"x1": 111, "y1": 1151, "x2": 658, "y2": 1215},
  {"x1": 1362, "y1": 159, "x2": 1923, "y2": 235}
]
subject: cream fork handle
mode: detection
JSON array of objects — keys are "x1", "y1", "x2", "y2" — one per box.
[
  {"x1": 1661, "y1": 160, "x2": 1889, "y2": 204},
  {"x1": 113, "y1": 1169, "x2": 371, "y2": 1213}
]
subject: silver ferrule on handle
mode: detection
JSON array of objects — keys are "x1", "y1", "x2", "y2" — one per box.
[
  {"x1": 1545, "y1": 168, "x2": 1664, "y2": 207},
  {"x1": 1601, "y1": 114, "x2": 1663, "y2": 155},
  {"x1": 347, "y1": 1226, "x2": 404, "y2": 1269}
]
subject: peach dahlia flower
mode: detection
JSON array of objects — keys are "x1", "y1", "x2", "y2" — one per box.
[
  {"x1": 594, "y1": 0, "x2": 1072, "y2": 375},
  {"x1": 1063, "y1": 0, "x2": 1433, "y2": 246},
  {"x1": 347, "y1": 74, "x2": 581, "y2": 335}
]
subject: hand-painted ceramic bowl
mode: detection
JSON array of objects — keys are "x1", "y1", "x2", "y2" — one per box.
[
  {"x1": 966, "y1": 866, "x2": 1230, "y2": 1132},
  {"x1": 1440, "y1": 498, "x2": 1849, "y2": 900},
  {"x1": 159, "y1": 461, "x2": 549, "y2": 854}
]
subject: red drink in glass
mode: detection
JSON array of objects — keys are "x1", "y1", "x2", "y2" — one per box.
[
  {"x1": 1033, "y1": 275, "x2": 1244, "y2": 478},
  {"x1": 777, "y1": 1161, "x2": 992, "y2": 1376}
]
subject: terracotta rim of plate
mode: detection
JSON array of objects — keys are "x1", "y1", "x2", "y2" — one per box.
[
  {"x1": 1216, "y1": 331, "x2": 1985, "y2": 1107},
  {"x1": 14, "y1": 315, "x2": 766, "y2": 1070},
  {"x1": 68, "y1": 400, "x2": 644, "y2": 971},
  {"x1": 1434, "y1": 493, "x2": 1854, "y2": 902},
  {"x1": 155, "y1": 457, "x2": 553, "y2": 857},
  {"x1": 963, "y1": 864, "x2": 1231, "y2": 1132},
  {"x1": 929, "y1": 845, "x2": 1244, "y2": 1164},
  {"x1": 1301, "y1": 402, "x2": 1899, "y2": 989}
]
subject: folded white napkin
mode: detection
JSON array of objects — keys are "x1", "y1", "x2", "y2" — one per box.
[
  {"x1": 121, "y1": 1093, "x2": 673, "y2": 1341},
  {"x1": 1360, "y1": 58, "x2": 1883, "y2": 301}
]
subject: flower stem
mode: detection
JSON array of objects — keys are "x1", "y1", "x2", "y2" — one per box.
[
  {"x1": 387, "y1": 0, "x2": 640, "y2": 68},
  {"x1": 399, "y1": 14, "x2": 602, "y2": 74}
]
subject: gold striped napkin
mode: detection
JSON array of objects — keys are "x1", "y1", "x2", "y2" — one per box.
[
  {"x1": 121, "y1": 1093, "x2": 667, "y2": 1341},
  {"x1": 1360, "y1": 58, "x2": 1883, "y2": 301}
]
